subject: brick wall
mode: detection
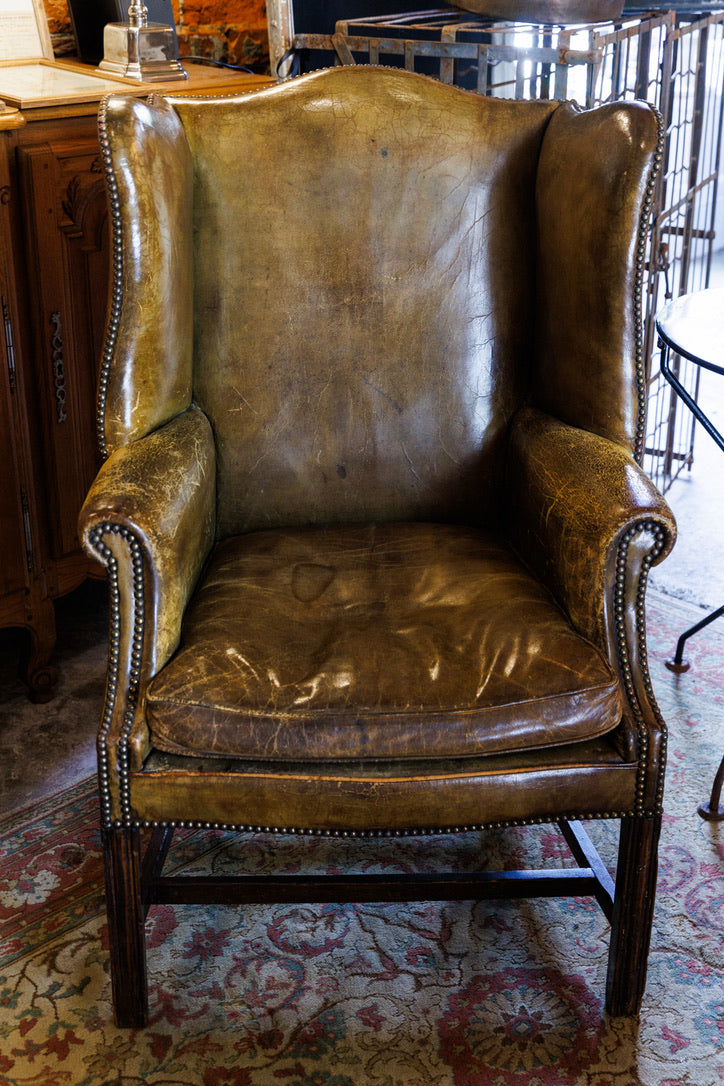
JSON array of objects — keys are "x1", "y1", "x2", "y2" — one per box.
[{"x1": 45, "y1": 0, "x2": 270, "y2": 71}]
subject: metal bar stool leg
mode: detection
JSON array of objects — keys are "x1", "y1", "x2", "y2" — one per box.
[
  {"x1": 657, "y1": 294, "x2": 724, "y2": 820},
  {"x1": 665, "y1": 602, "x2": 724, "y2": 673},
  {"x1": 699, "y1": 754, "x2": 724, "y2": 821}
]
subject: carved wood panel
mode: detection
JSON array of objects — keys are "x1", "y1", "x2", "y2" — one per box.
[
  {"x1": 0, "y1": 134, "x2": 59, "y2": 701},
  {"x1": 16, "y1": 139, "x2": 108, "y2": 570},
  {"x1": 1, "y1": 71, "x2": 266, "y2": 698},
  {"x1": 0, "y1": 294, "x2": 32, "y2": 601}
]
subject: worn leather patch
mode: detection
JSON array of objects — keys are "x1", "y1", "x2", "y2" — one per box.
[{"x1": 146, "y1": 522, "x2": 623, "y2": 762}]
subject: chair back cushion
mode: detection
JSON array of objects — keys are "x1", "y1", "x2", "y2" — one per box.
[{"x1": 167, "y1": 70, "x2": 557, "y2": 536}]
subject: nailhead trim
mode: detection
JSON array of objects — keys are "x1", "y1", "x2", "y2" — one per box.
[
  {"x1": 613, "y1": 519, "x2": 668, "y2": 815},
  {"x1": 634, "y1": 105, "x2": 665, "y2": 465},
  {"x1": 113, "y1": 810, "x2": 633, "y2": 836},
  {"x1": 96, "y1": 97, "x2": 122, "y2": 463},
  {"x1": 88, "y1": 522, "x2": 145, "y2": 827}
]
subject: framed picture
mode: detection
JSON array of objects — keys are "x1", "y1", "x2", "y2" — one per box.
[
  {"x1": 0, "y1": 0, "x2": 53, "y2": 60},
  {"x1": 0, "y1": 0, "x2": 149, "y2": 106}
]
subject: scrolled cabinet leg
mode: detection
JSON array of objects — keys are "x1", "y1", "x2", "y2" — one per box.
[{"x1": 18, "y1": 600, "x2": 58, "y2": 703}]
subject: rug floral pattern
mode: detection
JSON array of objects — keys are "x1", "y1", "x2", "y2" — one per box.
[{"x1": 1, "y1": 591, "x2": 723, "y2": 1085}]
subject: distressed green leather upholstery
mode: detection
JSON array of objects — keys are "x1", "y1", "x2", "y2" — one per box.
[{"x1": 80, "y1": 66, "x2": 675, "y2": 1027}]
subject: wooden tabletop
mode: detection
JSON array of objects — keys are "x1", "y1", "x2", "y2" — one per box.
[{"x1": 0, "y1": 61, "x2": 274, "y2": 123}]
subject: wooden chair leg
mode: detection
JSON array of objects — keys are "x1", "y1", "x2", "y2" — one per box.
[
  {"x1": 605, "y1": 813, "x2": 661, "y2": 1016},
  {"x1": 102, "y1": 824, "x2": 149, "y2": 1028}
]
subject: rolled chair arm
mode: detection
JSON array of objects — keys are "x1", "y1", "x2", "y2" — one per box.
[
  {"x1": 507, "y1": 407, "x2": 676, "y2": 798},
  {"x1": 79, "y1": 406, "x2": 216, "y2": 817},
  {"x1": 507, "y1": 407, "x2": 675, "y2": 644}
]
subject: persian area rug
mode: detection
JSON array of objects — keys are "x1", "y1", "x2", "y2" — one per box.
[{"x1": 1, "y1": 589, "x2": 723, "y2": 1086}]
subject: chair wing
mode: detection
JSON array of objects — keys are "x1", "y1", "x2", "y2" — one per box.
[
  {"x1": 98, "y1": 95, "x2": 194, "y2": 459},
  {"x1": 534, "y1": 99, "x2": 659, "y2": 458}
]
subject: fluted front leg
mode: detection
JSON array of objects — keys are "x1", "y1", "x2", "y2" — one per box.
[
  {"x1": 606, "y1": 814, "x2": 661, "y2": 1015},
  {"x1": 102, "y1": 825, "x2": 148, "y2": 1028}
]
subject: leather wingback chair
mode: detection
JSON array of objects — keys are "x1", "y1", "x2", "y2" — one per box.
[{"x1": 80, "y1": 66, "x2": 675, "y2": 1029}]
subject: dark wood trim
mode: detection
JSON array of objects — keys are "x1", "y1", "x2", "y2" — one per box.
[
  {"x1": 558, "y1": 818, "x2": 615, "y2": 920},
  {"x1": 102, "y1": 825, "x2": 149, "y2": 1029},
  {"x1": 145, "y1": 866, "x2": 609, "y2": 908},
  {"x1": 606, "y1": 813, "x2": 661, "y2": 1015}
]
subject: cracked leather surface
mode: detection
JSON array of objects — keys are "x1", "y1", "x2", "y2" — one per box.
[
  {"x1": 81, "y1": 67, "x2": 675, "y2": 828},
  {"x1": 146, "y1": 522, "x2": 622, "y2": 761},
  {"x1": 166, "y1": 76, "x2": 557, "y2": 537}
]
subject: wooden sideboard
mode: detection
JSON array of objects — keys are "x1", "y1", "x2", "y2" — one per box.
[{"x1": 0, "y1": 66, "x2": 272, "y2": 700}]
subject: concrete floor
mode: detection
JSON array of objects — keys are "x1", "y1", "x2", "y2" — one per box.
[{"x1": 0, "y1": 579, "x2": 106, "y2": 816}]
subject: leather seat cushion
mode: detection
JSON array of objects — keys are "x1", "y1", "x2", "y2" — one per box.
[{"x1": 146, "y1": 522, "x2": 623, "y2": 762}]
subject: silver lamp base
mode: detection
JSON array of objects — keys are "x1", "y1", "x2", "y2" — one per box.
[{"x1": 97, "y1": 21, "x2": 188, "y2": 82}]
